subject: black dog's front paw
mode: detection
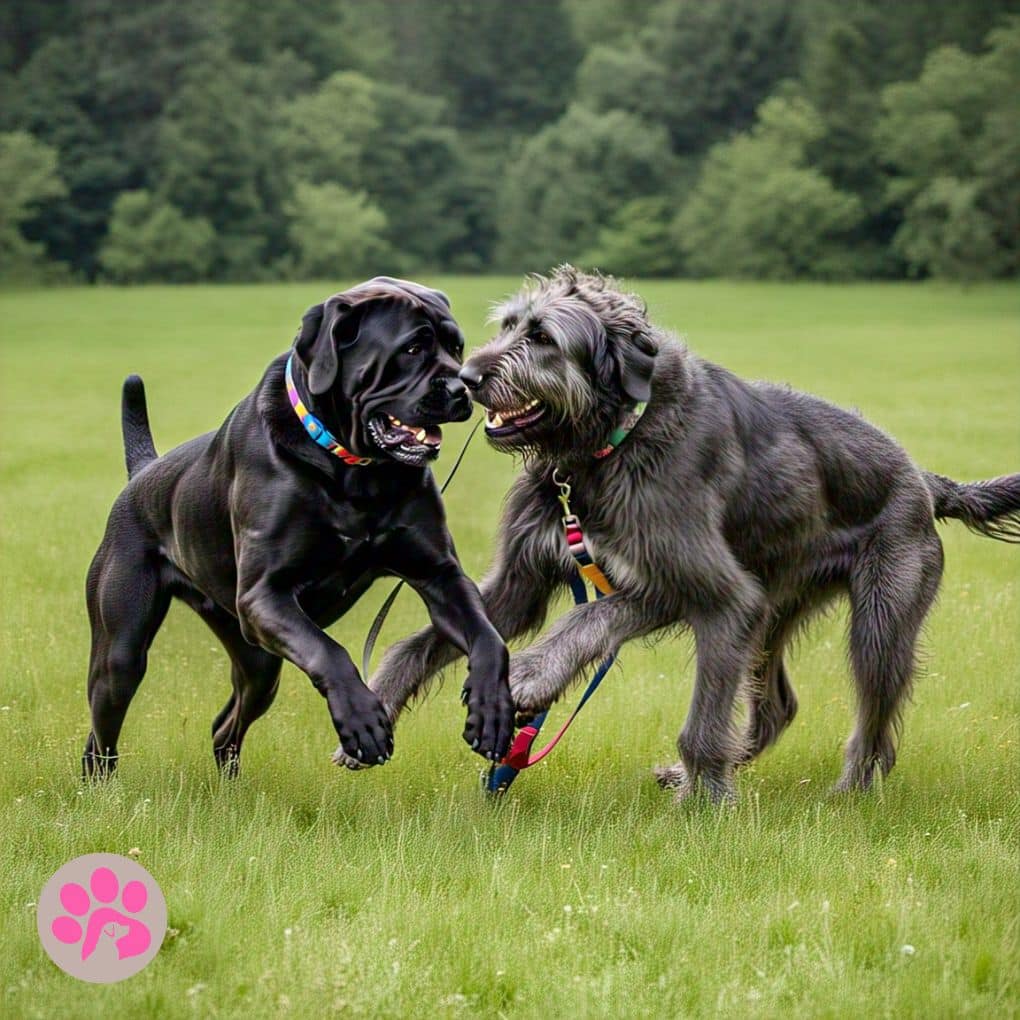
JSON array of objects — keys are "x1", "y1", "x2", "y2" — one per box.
[
  {"x1": 332, "y1": 688, "x2": 394, "y2": 766},
  {"x1": 461, "y1": 677, "x2": 514, "y2": 763}
]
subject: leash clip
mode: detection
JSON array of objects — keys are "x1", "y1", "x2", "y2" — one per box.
[{"x1": 552, "y1": 468, "x2": 573, "y2": 520}]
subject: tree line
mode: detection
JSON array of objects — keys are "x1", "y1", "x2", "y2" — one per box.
[{"x1": 2, "y1": 0, "x2": 1017, "y2": 283}]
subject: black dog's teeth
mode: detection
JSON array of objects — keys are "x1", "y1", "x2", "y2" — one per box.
[{"x1": 368, "y1": 415, "x2": 442, "y2": 463}]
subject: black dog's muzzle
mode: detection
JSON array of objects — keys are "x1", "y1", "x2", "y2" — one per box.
[{"x1": 419, "y1": 375, "x2": 472, "y2": 422}]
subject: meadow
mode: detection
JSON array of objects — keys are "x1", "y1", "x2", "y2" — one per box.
[{"x1": 1, "y1": 279, "x2": 1017, "y2": 1018}]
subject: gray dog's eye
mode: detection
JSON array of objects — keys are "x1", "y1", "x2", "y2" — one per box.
[{"x1": 528, "y1": 329, "x2": 554, "y2": 345}]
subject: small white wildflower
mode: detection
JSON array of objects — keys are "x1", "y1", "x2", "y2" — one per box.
[{"x1": 901, "y1": 944, "x2": 916, "y2": 956}]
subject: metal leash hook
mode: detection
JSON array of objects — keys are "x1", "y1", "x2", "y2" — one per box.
[{"x1": 484, "y1": 469, "x2": 620, "y2": 796}]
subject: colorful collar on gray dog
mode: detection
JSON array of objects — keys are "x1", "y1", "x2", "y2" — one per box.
[
  {"x1": 285, "y1": 353, "x2": 374, "y2": 466},
  {"x1": 593, "y1": 400, "x2": 647, "y2": 459}
]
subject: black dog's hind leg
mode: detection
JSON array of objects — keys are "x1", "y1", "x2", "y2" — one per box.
[
  {"x1": 83, "y1": 538, "x2": 171, "y2": 779},
  {"x1": 835, "y1": 527, "x2": 943, "y2": 792},
  {"x1": 180, "y1": 594, "x2": 283, "y2": 775}
]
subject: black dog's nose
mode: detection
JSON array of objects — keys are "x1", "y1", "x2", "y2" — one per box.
[{"x1": 459, "y1": 364, "x2": 485, "y2": 391}]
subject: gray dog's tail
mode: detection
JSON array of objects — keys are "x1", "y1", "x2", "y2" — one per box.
[
  {"x1": 122, "y1": 375, "x2": 158, "y2": 479},
  {"x1": 924, "y1": 471, "x2": 1020, "y2": 543}
]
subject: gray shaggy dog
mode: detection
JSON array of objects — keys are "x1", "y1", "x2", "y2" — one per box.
[{"x1": 350, "y1": 266, "x2": 1020, "y2": 802}]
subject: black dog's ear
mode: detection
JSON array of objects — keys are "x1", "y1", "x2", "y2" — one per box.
[
  {"x1": 294, "y1": 298, "x2": 361, "y2": 395},
  {"x1": 294, "y1": 303, "x2": 331, "y2": 393},
  {"x1": 617, "y1": 331, "x2": 657, "y2": 403}
]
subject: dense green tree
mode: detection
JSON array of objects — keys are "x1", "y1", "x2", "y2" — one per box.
[
  {"x1": 156, "y1": 48, "x2": 293, "y2": 279},
  {"x1": 4, "y1": 38, "x2": 123, "y2": 278},
  {"x1": 392, "y1": 0, "x2": 582, "y2": 134},
  {"x1": 497, "y1": 105, "x2": 676, "y2": 270},
  {"x1": 2, "y1": 0, "x2": 1018, "y2": 283},
  {"x1": 285, "y1": 182, "x2": 392, "y2": 279},
  {"x1": 274, "y1": 71, "x2": 486, "y2": 269},
  {"x1": 675, "y1": 97, "x2": 863, "y2": 278},
  {"x1": 563, "y1": 0, "x2": 657, "y2": 47},
  {"x1": 0, "y1": 0, "x2": 76, "y2": 72},
  {"x1": 576, "y1": 0, "x2": 803, "y2": 153},
  {"x1": 99, "y1": 191, "x2": 216, "y2": 283},
  {"x1": 0, "y1": 131, "x2": 67, "y2": 276},
  {"x1": 876, "y1": 17, "x2": 1020, "y2": 278},
  {"x1": 580, "y1": 197, "x2": 681, "y2": 278},
  {"x1": 3, "y1": 0, "x2": 219, "y2": 277}
]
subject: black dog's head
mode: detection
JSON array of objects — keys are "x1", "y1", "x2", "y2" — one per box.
[
  {"x1": 459, "y1": 266, "x2": 657, "y2": 461},
  {"x1": 293, "y1": 277, "x2": 471, "y2": 466}
]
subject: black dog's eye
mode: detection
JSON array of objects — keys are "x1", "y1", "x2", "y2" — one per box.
[{"x1": 403, "y1": 325, "x2": 435, "y2": 356}]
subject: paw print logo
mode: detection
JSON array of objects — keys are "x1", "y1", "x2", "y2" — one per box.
[{"x1": 38, "y1": 853, "x2": 167, "y2": 983}]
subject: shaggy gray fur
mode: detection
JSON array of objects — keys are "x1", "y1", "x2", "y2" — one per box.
[{"x1": 365, "y1": 267, "x2": 1020, "y2": 802}]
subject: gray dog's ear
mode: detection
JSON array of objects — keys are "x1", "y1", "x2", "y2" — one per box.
[
  {"x1": 294, "y1": 298, "x2": 362, "y2": 395},
  {"x1": 617, "y1": 331, "x2": 657, "y2": 403}
]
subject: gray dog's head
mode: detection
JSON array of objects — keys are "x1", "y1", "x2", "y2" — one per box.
[
  {"x1": 460, "y1": 266, "x2": 657, "y2": 462},
  {"x1": 294, "y1": 277, "x2": 471, "y2": 466}
]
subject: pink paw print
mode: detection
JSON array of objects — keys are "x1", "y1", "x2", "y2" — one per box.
[{"x1": 51, "y1": 866, "x2": 152, "y2": 962}]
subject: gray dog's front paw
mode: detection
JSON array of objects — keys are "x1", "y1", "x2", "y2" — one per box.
[{"x1": 508, "y1": 650, "x2": 554, "y2": 715}]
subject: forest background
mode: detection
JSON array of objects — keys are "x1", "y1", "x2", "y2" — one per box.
[{"x1": 2, "y1": 0, "x2": 1018, "y2": 285}]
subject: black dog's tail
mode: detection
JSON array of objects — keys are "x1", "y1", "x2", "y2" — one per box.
[
  {"x1": 925, "y1": 471, "x2": 1020, "y2": 543},
  {"x1": 122, "y1": 375, "x2": 158, "y2": 479}
]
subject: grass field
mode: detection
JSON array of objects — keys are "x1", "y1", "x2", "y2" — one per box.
[{"x1": 1, "y1": 279, "x2": 1018, "y2": 1018}]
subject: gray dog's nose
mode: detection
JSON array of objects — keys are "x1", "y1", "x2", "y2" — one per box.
[{"x1": 459, "y1": 364, "x2": 485, "y2": 391}]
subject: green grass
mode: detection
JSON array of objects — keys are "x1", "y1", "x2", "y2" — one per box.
[{"x1": 1, "y1": 279, "x2": 1018, "y2": 1018}]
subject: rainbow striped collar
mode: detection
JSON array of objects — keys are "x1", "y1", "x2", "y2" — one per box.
[
  {"x1": 284, "y1": 354, "x2": 374, "y2": 466},
  {"x1": 593, "y1": 400, "x2": 647, "y2": 459}
]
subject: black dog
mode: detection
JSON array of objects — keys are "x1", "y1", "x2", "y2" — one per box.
[{"x1": 83, "y1": 277, "x2": 513, "y2": 778}]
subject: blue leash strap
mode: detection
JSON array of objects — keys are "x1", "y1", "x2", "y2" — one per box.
[{"x1": 485, "y1": 515, "x2": 618, "y2": 795}]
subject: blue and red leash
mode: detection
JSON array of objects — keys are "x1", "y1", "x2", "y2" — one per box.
[
  {"x1": 361, "y1": 435, "x2": 621, "y2": 794},
  {"x1": 485, "y1": 470, "x2": 619, "y2": 794}
]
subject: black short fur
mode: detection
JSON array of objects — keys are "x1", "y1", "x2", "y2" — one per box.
[{"x1": 82, "y1": 277, "x2": 513, "y2": 779}]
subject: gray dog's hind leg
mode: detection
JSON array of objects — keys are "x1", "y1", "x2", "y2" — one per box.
[
  {"x1": 675, "y1": 592, "x2": 768, "y2": 804},
  {"x1": 82, "y1": 540, "x2": 171, "y2": 779},
  {"x1": 182, "y1": 596, "x2": 282, "y2": 775},
  {"x1": 835, "y1": 530, "x2": 943, "y2": 792},
  {"x1": 738, "y1": 611, "x2": 803, "y2": 764}
]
